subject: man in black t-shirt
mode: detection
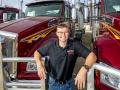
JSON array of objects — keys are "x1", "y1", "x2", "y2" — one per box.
[{"x1": 34, "y1": 23, "x2": 97, "y2": 90}]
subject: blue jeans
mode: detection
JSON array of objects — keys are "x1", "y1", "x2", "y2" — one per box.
[{"x1": 48, "y1": 76, "x2": 74, "y2": 90}]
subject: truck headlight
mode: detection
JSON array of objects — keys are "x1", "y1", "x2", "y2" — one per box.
[{"x1": 100, "y1": 62, "x2": 120, "y2": 89}]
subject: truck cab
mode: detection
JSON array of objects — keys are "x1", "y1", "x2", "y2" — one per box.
[
  {"x1": 0, "y1": 0, "x2": 73, "y2": 82},
  {"x1": 0, "y1": 6, "x2": 19, "y2": 23},
  {"x1": 93, "y1": 0, "x2": 120, "y2": 89},
  {"x1": 17, "y1": 0, "x2": 73, "y2": 80}
]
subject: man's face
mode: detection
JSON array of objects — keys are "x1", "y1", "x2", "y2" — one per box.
[{"x1": 56, "y1": 27, "x2": 69, "y2": 42}]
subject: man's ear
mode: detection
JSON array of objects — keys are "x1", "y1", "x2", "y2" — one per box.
[
  {"x1": 69, "y1": 30, "x2": 72, "y2": 37},
  {"x1": 56, "y1": 31, "x2": 58, "y2": 37}
]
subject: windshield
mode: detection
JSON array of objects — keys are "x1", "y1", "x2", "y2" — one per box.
[
  {"x1": 25, "y1": 3, "x2": 62, "y2": 17},
  {"x1": 104, "y1": 0, "x2": 120, "y2": 13},
  {"x1": 3, "y1": 12, "x2": 18, "y2": 21}
]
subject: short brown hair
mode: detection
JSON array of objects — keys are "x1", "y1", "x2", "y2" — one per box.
[{"x1": 57, "y1": 23, "x2": 70, "y2": 31}]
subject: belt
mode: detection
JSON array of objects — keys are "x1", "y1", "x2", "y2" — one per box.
[
  {"x1": 55, "y1": 79, "x2": 67, "y2": 84},
  {"x1": 49, "y1": 76, "x2": 73, "y2": 85}
]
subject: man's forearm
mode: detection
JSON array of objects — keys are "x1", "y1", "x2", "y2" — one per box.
[
  {"x1": 34, "y1": 50, "x2": 43, "y2": 67},
  {"x1": 84, "y1": 52, "x2": 97, "y2": 68},
  {"x1": 34, "y1": 50, "x2": 46, "y2": 79},
  {"x1": 76, "y1": 52, "x2": 97, "y2": 81}
]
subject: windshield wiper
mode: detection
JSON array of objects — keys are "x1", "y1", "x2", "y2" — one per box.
[
  {"x1": 110, "y1": 11, "x2": 120, "y2": 13},
  {"x1": 37, "y1": 14, "x2": 48, "y2": 16}
]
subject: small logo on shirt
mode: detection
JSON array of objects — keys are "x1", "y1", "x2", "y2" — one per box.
[{"x1": 67, "y1": 50, "x2": 74, "y2": 55}]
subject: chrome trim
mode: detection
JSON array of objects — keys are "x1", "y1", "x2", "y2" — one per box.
[
  {"x1": 3, "y1": 57, "x2": 45, "y2": 62},
  {"x1": 100, "y1": 74, "x2": 120, "y2": 90},
  {"x1": 0, "y1": 57, "x2": 45, "y2": 90},
  {"x1": 6, "y1": 80, "x2": 42, "y2": 88},
  {"x1": 0, "y1": 32, "x2": 18, "y2": 82},
  {"x1": 6, "y1": 80, "x2": 44, "y2": 90},
  {"x1": 87, "y1": 63, "x2": 120, "y2": 90},
  {"x1": 0, "y1": 42, "x2": 4, "y2": 90},
  {"x1": 0, "y1": 31, "x2": 18, "y2": 39},
  {"x1": 7, "y1": 88, "x2": 41, "y2": 90},
  {"x1": 94, "y1": 63, "x2": 120, "y2": 78}
]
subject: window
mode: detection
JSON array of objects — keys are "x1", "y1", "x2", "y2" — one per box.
[
  {"x1": 25, "y1": 3, "x2": 62, "y2": 17},
  {"x1": 7, "y1": 12, "x2": 16, "y2": 21},
  {"x1": 3, "y1": 12, "x2": 17, "y2": 22},
  {"x1": 104, "y1": 0, "x2": 120, "y2": 13}
]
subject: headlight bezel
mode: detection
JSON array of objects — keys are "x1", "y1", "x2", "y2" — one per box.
[
  {"x1": 0, "y1": 31, "x2": 18, "y2": 78},
  {"x1": 0, "y1": 31, "x2": 18, "y2": 57},
  {"x1": 100, "y1": 62, "x2": 120, "y2": 89}
]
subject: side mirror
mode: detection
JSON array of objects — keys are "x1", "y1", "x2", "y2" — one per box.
[{"x1": 3, "y1": 13, "x2": 7, "y2": 22}]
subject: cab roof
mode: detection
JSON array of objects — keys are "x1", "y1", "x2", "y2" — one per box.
[{"x1": 26, "y1": 0, "x2": 70, "y2": 6}]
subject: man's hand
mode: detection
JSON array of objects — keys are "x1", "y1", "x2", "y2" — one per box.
[
  {"x1": 37, "y1": 64, "x2": 47, "y2": 80},
  {"x1": 75, "y1": 67, "x2": 87, "y2": 89}
]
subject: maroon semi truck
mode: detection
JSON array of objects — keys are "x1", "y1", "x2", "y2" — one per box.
[
  {"x1": 0, "y1": 6, "x2": 19, "y2": 23},
  {"x1": 0, "y1": 0, "x2": 78, "y2": 89},
  {"x1": 93, "y1": 0, "x2": 120, "y2": 90}
]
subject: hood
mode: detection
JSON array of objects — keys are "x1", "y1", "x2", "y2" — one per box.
[
  {"x1": 108, "y1": 12, "x2": 120, "y2": 19},
  {"x1": 105, "y1": 13, "x2": 120, "y2": 30},
  {"x1": 96, "y1": 36, "x2": 120, "y2": 70},
  {"x1": 0, "y1": 16, "x2": 58, "y2": 34}
]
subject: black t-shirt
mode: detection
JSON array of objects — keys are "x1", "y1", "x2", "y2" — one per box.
[{"x1": 37, "y1": 39, "x2": 91, "y2": 81}]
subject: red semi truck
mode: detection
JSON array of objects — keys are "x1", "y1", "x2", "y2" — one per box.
[
  {"x1": 0, "y1": 6, "x2": 19, "y2": 23},
  {"x1": 93, "y1": 0, "x2": 120, "y2": 90},
  {"x1": 0, "y1": 0, "x2": 85, "y2": 89}
]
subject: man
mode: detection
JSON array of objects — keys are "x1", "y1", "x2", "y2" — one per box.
[{"x1": 34, "y1": 23, "x2": 97, "y2": 90}]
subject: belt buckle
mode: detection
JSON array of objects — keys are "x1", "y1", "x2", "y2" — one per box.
[{"x1": 59, "y1": 81, "x2": 65, "y2": 84}]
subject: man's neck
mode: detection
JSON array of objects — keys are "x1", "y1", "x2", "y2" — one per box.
[{"x1": 59, "y1": 41, "x2": 67, "y2": 48}]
